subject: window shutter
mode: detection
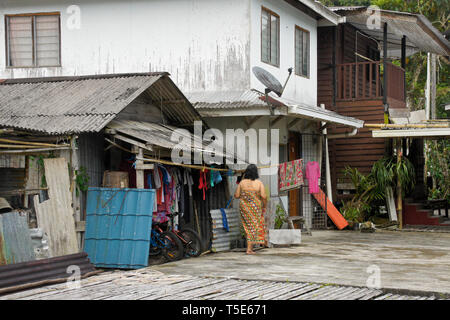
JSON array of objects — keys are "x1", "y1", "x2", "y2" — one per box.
[
  {"x1": 261, "y1": 11, "x2": 270, "y2": 63},
  {"x1": 270, "y1": 15, "x2": 279, "y2": 65},
  {"x1": 35, "y1": 15, "x2": 60, "y2": 67},
  {"x1": 7, "y1": 16, "x2": 33, "y2": 67}
]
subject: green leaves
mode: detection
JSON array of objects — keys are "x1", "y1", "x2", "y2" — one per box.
[
  {"x1": 75, "y1": 166, "x2": 90, "y2": 197},
  {"x1": 341, "y1": 155, "x2": 415, "y2": 223}
]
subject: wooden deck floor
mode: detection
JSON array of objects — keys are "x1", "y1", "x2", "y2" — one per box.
[{"x1": 0, "y1": 269, "x2": 438, "y2": 300}]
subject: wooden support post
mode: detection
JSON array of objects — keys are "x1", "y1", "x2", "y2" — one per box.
[
  {"x1": 132, "y1": 146, "x2": 145, "y2": 189},
  {"x1": 383, "y1": 22, "x2": 388, "y2": 106},
  {"x1": 396, "y1": 139, "x2": 403, "y2": 230},
  {"x1": 332, "y1": 26, "x2": 337, "y2": 107},
  {"x1": 401, "y1": 35, "x2": 407, "y2": 101}
]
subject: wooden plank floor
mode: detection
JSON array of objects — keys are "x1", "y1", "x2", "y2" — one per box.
[{"x1": 0, "y1": 269, "x2": 439, "y2": 300}]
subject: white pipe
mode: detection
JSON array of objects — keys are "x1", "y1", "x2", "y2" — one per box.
[
  {"x1": 327, "y1": 127, "x2": 358, "y2": 139},
  {"x1": 325, "y1": 137, "x2": 332, "y2": 203},
  {"x1": 320, "y1": 104, "x2": 333, "y2": 202}
]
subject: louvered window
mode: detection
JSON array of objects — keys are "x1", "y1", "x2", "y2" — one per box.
[
  {"x1": 261, "y1": 7, "x2": 279, "y2": 67},
  {"x1": 295, "y1": 26, "x2": 310, "y2": 78},
  {"x1": 6, "y1": 13, "x2": 61, "y2": 67}
]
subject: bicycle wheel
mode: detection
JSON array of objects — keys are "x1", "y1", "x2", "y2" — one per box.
[
  {"x1": 160, "y1": 231, "x2": 184, "y2": 261},
  {"x1": 180, "y1": 228, "x2": 203, "y2": 257}
]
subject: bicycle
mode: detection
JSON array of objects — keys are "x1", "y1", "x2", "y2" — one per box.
[
  {"x1": 166, "y1": 212, "x2": 203, "y2": 258},
  {"x1": 149, "y1": 222, "x2": 184, "y2": 261}
]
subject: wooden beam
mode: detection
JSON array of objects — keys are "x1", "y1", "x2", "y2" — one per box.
[
  {"x1": 247, "y1": 116, "x2": 263, "y2": 127},
  {"x1": 113, "y1": 133, "x2": 153, "y2": 151},
  {"x1": 288, "y1": 118, "x2": 302, "y2": 129},
  {"x1": 270, "y1": 116, "x2": 284, "y2": 127}
]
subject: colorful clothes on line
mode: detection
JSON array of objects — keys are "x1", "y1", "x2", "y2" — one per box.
[
  {"x1": 278, "y1": 159, "x2": 304, "y2": 192},
  {"x1": 239, "y1": 190, "x2": 265, "y2": 244},
  {"x1": 305, "y1": 161, "x2": 320, "y2": 194}
]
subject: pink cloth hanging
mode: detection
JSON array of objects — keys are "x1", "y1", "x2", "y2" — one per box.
[{"x1": 305, "y1": 161, "x2": 320, "y2": 194}]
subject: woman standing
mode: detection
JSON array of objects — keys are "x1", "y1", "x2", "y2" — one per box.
[{"x1": 234, "y1": 164, "x2": 267, "y2": 255}]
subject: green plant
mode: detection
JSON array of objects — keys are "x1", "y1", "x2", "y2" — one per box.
[
  {"x1": 341, "y1": 155, "x2": 415, "y2": 223},
  {"x1": 371, "y1": 156, "x2": 415, "y2": 197},
  {"x1": 75, "y1": 166, "x2": 90, "y2": 197},
  {"x1": 274, "y1": 203, "x2": 288, "y2": 229},
  {"x1": 29, "y1": 153, "x2": 56, "y2": 188},
  {"x1": 426, "y1": 140, "x2": 450, "y2": 202}
]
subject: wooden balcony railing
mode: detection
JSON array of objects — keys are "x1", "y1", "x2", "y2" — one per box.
[{"x1": 336, "y1": 61, "x2": 405, "y2": 106}]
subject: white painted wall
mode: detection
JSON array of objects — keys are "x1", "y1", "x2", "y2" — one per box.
[
  {"x1": 250, "y1": 0, "x2": 318, "y2": 108},
  {"x1": 0, "y1": 0, "x2": 319, "y2": 109},
  {"x1": 0, "y1": 0, "x2": 251, "y2": 93}
]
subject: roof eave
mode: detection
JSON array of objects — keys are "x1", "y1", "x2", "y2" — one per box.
[{"x1": 295, "y1": 0, "x2": 344, "y2": 25}]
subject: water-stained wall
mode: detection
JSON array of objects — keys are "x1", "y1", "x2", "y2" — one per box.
[{"x1": 0, "y1": 0, "x2": 251, "y2": 93}]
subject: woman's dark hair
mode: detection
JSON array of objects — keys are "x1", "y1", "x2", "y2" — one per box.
[{"x1": 243, "y1": 164, "x2": 259, "y2": 181}]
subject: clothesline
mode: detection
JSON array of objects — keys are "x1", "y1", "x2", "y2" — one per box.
[{"x1": 106, "y1": 137, "x2": 278, "y2": 173}]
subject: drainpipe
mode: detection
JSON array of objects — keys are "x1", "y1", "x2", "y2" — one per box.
[{"x1": 320, "y1": 104, "x2": 333, "y2": 202}]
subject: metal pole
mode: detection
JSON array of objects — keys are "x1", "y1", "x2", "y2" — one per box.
[{"x1": 383, "y1": 22, "x2": 388, "y2": 107}]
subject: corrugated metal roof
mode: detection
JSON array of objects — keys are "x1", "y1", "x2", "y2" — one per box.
[
  {"x1": 0, "y1": 73, "x2": 202, "y2": 134},
  {"x1": 192, "y1": 89, "x2": 364, "y2": 128},
  {"x1": 107, "y1": 119, "x2": 237, "y2": 161},
  {"x1": 267, "y1": 96, "x2": 365, "y2": 128},
  {"x1": 189, "y1": 90, "x2": 267, "y2": 110},
  {"x1": 332, "y1": 7, "x2": 450, "y2": 57}
]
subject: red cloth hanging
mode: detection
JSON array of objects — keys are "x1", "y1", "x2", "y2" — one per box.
[{"x1": 198, "y1": 169, "x2": 208, "y2": 200}]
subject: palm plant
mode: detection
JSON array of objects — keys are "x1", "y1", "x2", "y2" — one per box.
[{"x1": 341, "y1": 155, "x2": 415, "y2": 224}]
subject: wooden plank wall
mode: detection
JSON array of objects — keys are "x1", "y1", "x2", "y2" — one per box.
[{"x1": 318, "y1": 25, "x2": 386, "y2": 201}]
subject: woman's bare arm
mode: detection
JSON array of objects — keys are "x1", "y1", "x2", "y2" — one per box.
[
  {"x1": 234, "y1": 183, "x2": 241, "y2": 199},
  {"x1": 260, "y1": 181, "x2": 267, "y2": 208}
]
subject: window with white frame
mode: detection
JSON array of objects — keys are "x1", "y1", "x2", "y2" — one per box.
[
  {"x1": 261, "y1": 7, "x2": 279, "y2": 67},
  {"x1": 5, "y1": 13, "x2": 61, "y2": 68},
  {"x1": 295, "y1": 26, "x2": 310, "y2": 78}
]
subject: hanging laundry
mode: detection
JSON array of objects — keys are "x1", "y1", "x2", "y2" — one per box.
[
  {"x1": 278, "y1": 159, "x2": 304, "y2": 192},
  {"x1": 198, "y1": 169, "x2": 208, "y2": 200},
  {"x1": 184, "y1": 168, "x2": 194, "y2": 197},
  {"x1": 220, "y1": 208, "x2": 229, "y2": 232},
  {"x1": 153, "y1": 166, "x2": 162, "y2": 189},
  {"x1": 210, "y1": 169, "x2": 222, "y2": 187},
  {"x1": 305, "y1": 161, "x2": 321, "y2": 194}
]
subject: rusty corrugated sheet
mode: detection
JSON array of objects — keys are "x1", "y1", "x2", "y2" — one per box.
[
  {"x1": 210, "y1": 208, "x2": 241, "y2": 253},
  {"x1": 0, "y1": 252, "x2": 97, "y2": 294},
  {"x1": 0, "y1": 73, "x2": 201, "y2": 134},
  {"x1": 0, "y1": 211, "x2": 35, "y2": 266}
]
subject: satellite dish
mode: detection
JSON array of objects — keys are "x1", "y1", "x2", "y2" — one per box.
[
  {"x1": 252, "y1": 66, "x2": 293, "y2": 97},
  {"x1": 252, "y1": 66, "x2": 283, "y2": 97}
]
